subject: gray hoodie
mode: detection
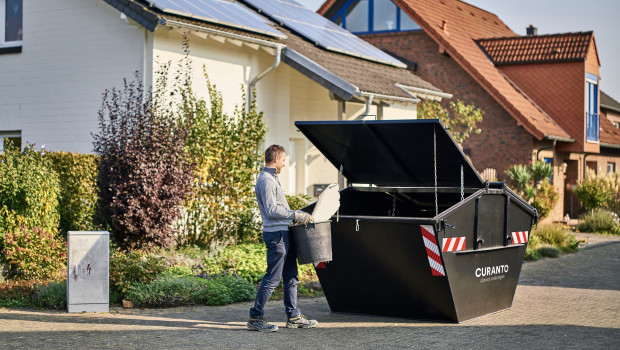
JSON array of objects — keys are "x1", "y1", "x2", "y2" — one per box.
[{"x1": 255, "y1": 167, "x2": 295, "y2": 232}]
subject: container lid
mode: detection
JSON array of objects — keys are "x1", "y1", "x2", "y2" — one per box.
[{"x1": 295, "y1": 119, "x2": 484, "y2": 187}]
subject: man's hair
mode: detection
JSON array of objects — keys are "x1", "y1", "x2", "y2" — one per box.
[{"x1": 265, "y1": 144, "x2": 285, "y2": 163}]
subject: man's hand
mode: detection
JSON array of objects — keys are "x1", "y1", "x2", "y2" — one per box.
[{"x1": 295, "y1": 211, "x2": 313, "y2": 225}]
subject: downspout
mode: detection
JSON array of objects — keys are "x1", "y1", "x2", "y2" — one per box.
[
  {"x1": 247, "y1": 46, "x2": 282, "y2": 114},
  {"x1": 355, "y1": 95, "x2": 374, "y2": 120},
  {"x1": 536, "y1": 140, "x2": 556, "y2": 160}
]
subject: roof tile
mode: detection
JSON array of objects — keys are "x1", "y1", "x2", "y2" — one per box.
[{"x1": 476, "y1": 32, "x2": 593, "y2": 65}]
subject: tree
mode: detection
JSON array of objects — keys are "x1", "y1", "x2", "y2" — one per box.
[{"x1": 418, "y1": 100, "x2": 484, "y2": 144}]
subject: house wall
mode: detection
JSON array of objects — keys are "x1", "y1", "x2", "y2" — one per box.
[
  {"x1": 498, "y1": 61, "x2": 589, "y2": 153},
  {"x1": 361, "y1": 31, "x2": 533, "y2": 180},
  {"x1": 0, "y1": 0, "x2": 147, "y2": 153}
]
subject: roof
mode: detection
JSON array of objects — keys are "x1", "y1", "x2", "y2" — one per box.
[
  {"x1": 476, "y1": 32, "x2": 594, "y2": 66},
  {"x1": 103, "y1": 0, "x2": 444, "y2": 103},
  {"x1": 319, "y1": 0, "x2": 572, "y2": 141},
  {"x1": 601, "y1": 90, "x2": 620, "y2": 114}
]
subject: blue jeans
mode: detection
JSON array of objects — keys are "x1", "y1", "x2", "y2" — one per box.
[{"x1": 250, "y1": 230, "x2": 300, "y2": 319}]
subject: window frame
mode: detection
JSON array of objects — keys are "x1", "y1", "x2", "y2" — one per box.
[
  {"x1": 0, "y1": 130, "x2": 22, "y2": 153},
  {"x1": 332, "y1": 0, "x2": 422, "y2": 35},
  {"x1": 0, "y1": 0, "x2": 23, "y2": 53},
  {"x1": 586, "y1": 73, "x2": 599, "y2": 142}
]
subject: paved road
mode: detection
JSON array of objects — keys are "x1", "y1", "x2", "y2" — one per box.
[{"x1": 1, "y1": 234, "x2": 619, "y2": 350}]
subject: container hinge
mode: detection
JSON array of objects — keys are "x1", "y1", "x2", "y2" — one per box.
[{"x1": 441, "y1": 219, "x2": 455, "y2": 232}]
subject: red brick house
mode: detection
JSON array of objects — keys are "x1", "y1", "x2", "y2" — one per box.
[{"x1": 318, "y1": 0, "x2": 620, "y2": 220}]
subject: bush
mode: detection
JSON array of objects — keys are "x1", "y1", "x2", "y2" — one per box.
[
  {"x1": 537, "y1": 246, "x2": 560, "y2": 258},
  {"x1": 93, "y1": 74, "x2": 194, "y2": 249},
  {"x1": 578, "y1": 208, "x2": 620, "y2": 235},
  {"x1": 524, "y1": 247, "x2": 540, "y2": 261},
  {"x1": 196, "y1": 243, "x2": 267, "y2": 285},
  {"x1": 286, "y1": 194, "x2": 313, "y2": 211},
  {"x1": 47, "y1": 152, "x2": 99, "y2": 237},
  {"x1": 124, "y1": 275, "x2": 256, "y2": 308},
  {"x1": 33, "y1": 281, "x2": 67, "y2": 309},
  {"x1": 574, "y1": 175, "x2": 613, "y2": 212},
  {"x1": 109, "y1": 248, "x2": 168, "y2": 301},
  {"x1": 0, "y1": 280, "x2": 36, "y2": 307},
  {"x1": 0, "y1": 144, "x2": 60, "y2": 236},
  {"x1": 178, "y1": 68, "x2": 266, "y2": 248},
  {"x1": 3, "y1": 227, "x2": 66, "y2": 281},
  {"x1": 530, "y1": 224, "x2": 579, "y2": 253},
  {"x1": 531, "y1": 180, "x2": 559, "y2": 219},
  {"x1": 505, "y1": 162, "x2": 559, "y2": 219}
]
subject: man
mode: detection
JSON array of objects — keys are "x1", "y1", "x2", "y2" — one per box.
[{"x1": 247, "y1": 145, "x2": 318, "y2": 332}]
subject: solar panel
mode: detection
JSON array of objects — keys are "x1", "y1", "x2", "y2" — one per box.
[
  {"x1": 149, "y1": 0, "x2": 285, "y2": 38},
  {"x1": 241, "y1": 0, "x2": 405, "y2": 67}
]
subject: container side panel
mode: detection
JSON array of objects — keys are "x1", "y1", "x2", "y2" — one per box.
[
  {"x1": 477, "y1": 195, "x2": 508, "y2": 248},
  {"x1": 439, "y1": 201, "x2": 477, "y2": 252},
  {"x1": 316, "y1": 219, "x2": 458, "y2": 321},
  {"x1": 442, "y1": 245, "x2": 526, "y2": 322}
]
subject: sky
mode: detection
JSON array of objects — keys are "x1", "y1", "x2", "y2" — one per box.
[{"x1": 297, "y1": 0, "x2": 620, "y2": 101}]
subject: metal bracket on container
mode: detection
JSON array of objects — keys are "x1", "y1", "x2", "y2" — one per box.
[{"x1": 355, "y1": 219, "x2": 360, "y2": 232}]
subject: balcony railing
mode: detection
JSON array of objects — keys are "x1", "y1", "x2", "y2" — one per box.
[{"x1": 586, "y1": 112, "x2": 599, "y2": 141}]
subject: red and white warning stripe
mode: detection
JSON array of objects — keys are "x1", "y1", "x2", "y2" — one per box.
[
  {"x1": 420, "y1": 225, "x2": 446, "y2": 277},
  {"x1": 442, "y1": 237, "x2": 466, "y2": 252},
  {"x1": 512, "y1": 231, "x2": 529, "y2": 244},
  {"x1": 313, "y1": 262, "x2": 327, "y2": 269}
]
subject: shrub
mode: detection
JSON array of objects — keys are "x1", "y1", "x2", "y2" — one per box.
[
  {"x1": 197, "y1": 243, "x2": 267, "y2": 285},
  {"x1": 574, "y1": 175, "x2": 613, "y2": 211},
  {"x1": 178, "y1": 69, "x2": 266, "y2": 248},
  {"x1": 530, "y1": 224, "x2": 579, "y2": 253},
  {"x1": 3, "y1": 227, "x2": 67, "y2": 281},
  {"x1": 578, "y1": 208, "x2": 620, "y2": 235},
  {"x1": 33, "y1": 281, "x2": 67, "y2": 309},
  {"x1": 537, "y1": 245, "x2": 560, "y2": 258},
  {"x1": 505, "y1": 162, "x2": 559, "y2": 219},
  {"x1": 109, "y1": 248, "x2": 168, "y2": 301},
  {"x1": 531, "y1": 180, "x2": 559, "y2": 219},
  {"x1": 524, "y1": 247, "x2": 540, "y2": 261},
  {"x1": 124, "y1": 275, "x2": 255, "y2": 308},
  {"x1": 236, "y1": 208, "x2": 262, "y2": 243},
  {"x1": 0, "y1": 144, "x2": 60, "y2": 235},
  {"x1": 0, "y1": 280, "x2": 36, "y2": 307},
  {"x1": 46, "y1": 152, "x2": 99, "y2": 237},
  {"x1": 286, "y1": 194, "x2": 313, "y2": 211},
  {"x1": 92, "y1": 74, "x2": 194, "y2": 249}
]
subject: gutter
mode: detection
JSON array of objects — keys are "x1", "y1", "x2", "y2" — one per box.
[
  {"x1": 395, "y1": 84, "x2": 453, "y2": 100},
  {"x1": 544, "y1": 135, "x2": 574, "y2": 143},
  {"x1": 159, "y1": 19, "x2": 286, "y2": 114},
  {"x1": 536, "y1": 140, "x2": 555, "y2": 160}
]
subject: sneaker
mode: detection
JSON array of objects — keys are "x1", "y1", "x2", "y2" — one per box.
[
  {"x1": 286, "y1": 315, "x2": 318, "y2": 329},
  {"x1": 247, "y1": 316, "x2": 278, "y2": 332}
]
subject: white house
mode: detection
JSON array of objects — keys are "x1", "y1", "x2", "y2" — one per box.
[{"x1": 0, "y1": 0, "x2": 450, "y2": 196}]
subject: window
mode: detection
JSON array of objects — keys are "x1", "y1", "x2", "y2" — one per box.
[
  {"x1": 586, "y1": 73, "x2": 599, "y2": 142},
  {"x1": 332, "y1": 0, "x2": 421, "y2": 34},
  {"x1": 608, "y1": 162, "x2": 616, "y2": 174},
  {"x1": 0, "y1": 0, "x2": 22, "y2": 52},
  {"x1": 0, "y1": 130, "x2": 21, "y2": 152}
]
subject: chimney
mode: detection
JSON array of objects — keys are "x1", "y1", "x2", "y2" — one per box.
[{"x1": 526, "y1": 24, "x2": 537, "y2": 36}]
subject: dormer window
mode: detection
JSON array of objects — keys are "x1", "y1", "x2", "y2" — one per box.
[
  {"x1": 586, "y1": 73, "x2": 599, "y2": 142},
  {"x1": 332, "y1": 0, "x2": 421, "y2": 34}
]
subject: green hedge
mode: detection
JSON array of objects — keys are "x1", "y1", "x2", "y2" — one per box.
[
  {"x1": 47, "y1": 152, "x2": 99, "y2": 236},
  {"x1": 0, "y1": 144, "x2": 60, "y2": 235}
]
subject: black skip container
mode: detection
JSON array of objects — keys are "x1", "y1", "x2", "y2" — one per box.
[{"x1": 295, "y1": 119, "x2": 538, "y2": 323}]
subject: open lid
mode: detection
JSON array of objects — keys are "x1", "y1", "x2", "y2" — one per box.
[{"x1": 295, "y1": 119, "x2": 484, "y2": 188}]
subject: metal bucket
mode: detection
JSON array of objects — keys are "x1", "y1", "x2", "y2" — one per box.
[{"x1": 290, "y1": 221, "x2": 332, "y2": 265}]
